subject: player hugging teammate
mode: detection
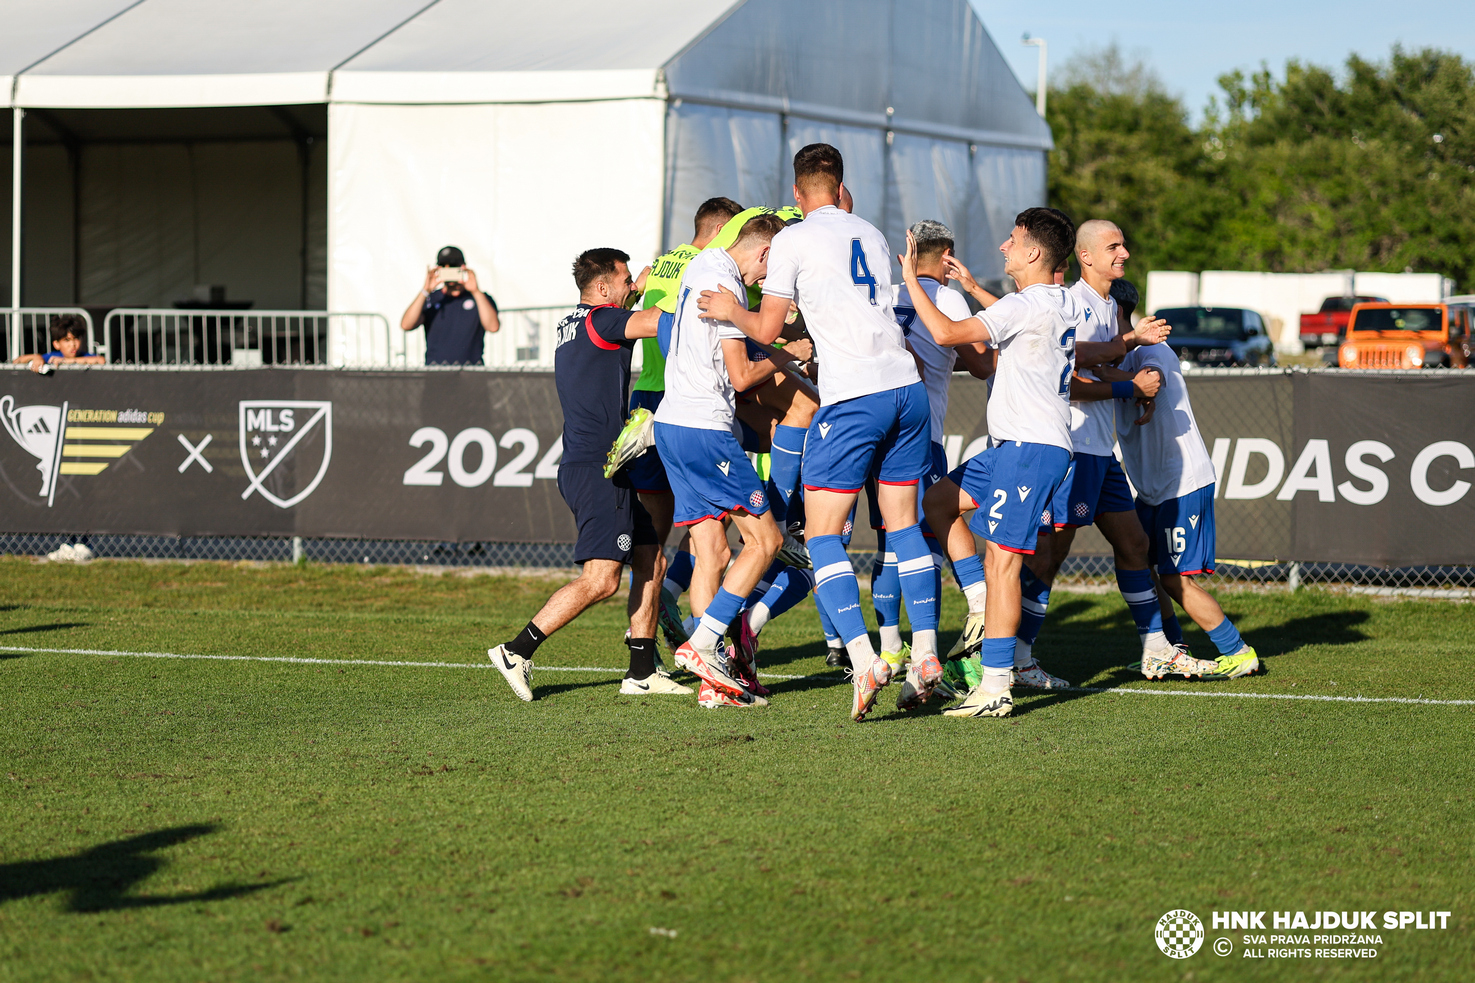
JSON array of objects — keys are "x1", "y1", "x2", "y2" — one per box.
[{"x1": 491, "y1": 142, "x2": 1260, "y2": 713}]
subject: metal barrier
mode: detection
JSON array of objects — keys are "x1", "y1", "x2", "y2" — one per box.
[
  {"x1": 100, "y1": 309, "x2": 391, "y2": 367},
  {"x1": 480, "y1": 306, "x2": 568, "y2": 369},
  {"x1": 2, "y1": 308, "x2": 97, "y2": 362}
]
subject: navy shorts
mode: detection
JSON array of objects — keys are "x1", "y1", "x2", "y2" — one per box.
[
  {"x1": 948, "y1": 441, "x2": 1073, "y2": 554},
  {"x1": 653, "y1": 421, "x2": 770, "y2": 526},
  {"x1": 626, "y1": 389, "x2": 670, "y2": 495},
  {"x1": 1048, "y1": 452, "x2": 1134, "y2": 529},
  {"x1": 557, "y1": 463, "x2": 659, "y2": 564},
  {"x1": 1137, "y1": 484, "x2": 1217, "y2": 576},
  {"x1": 803, "y1": 382, "x2": 930, "y2": 493}
]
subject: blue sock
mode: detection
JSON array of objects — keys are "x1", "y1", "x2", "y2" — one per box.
[
  {"x1": 1017, "y1": 567, "x2": 1051, "y2": 644},
  {"x1": 870, "y1": 530, "x2": 902, "y2": 630},
  {"x1": 927, "y1": 534, "x2": 945, "y2": 601},
  {"x1": 753, "y1": 567, "x2": 813, "y2": 629},
  {"x1": 953, "y1": 552, "x2": 985, "y2": 591},
  {"x1": 664, "y1": 550, "x2": 694, "y2": 595},
  {"x1": 1163, "y1": 611, "x2": 1185, "y2": 646},
  {"x1": 769, "y1": 424, "x2": 807, "y2": 519},
  {"x1": 809, "y1": 534, "x2": 867, "y2": 645},
  {"x1": 693, "y1": 586, "x2": 746, "y2": 652},
  {"x1": 1115, "y1": 567, "x2": 1165, "y2": 644},
  {"x1": 980, "y1": 636, "x2": 1015, "y2": 671},
  {"x1": 1206, "y1": 617, "x2": 1245, "y2": 656},
  {"x1": 746, "y1": 560, "x2": 784, "y2": 608},
  {"x1": 816, "y1": 592, "x2": 840, "y2": 647},
  {"x1": 887, "y1": 524, "x2": 938, "y2": 635}
]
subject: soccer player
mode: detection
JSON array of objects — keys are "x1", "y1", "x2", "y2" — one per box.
[
  {"x1": 999, "y1": 220, "x2": 1178, "y2": 684},
  {"x1": 489, "y1": 249, "x2": 691, "y2": 701},
  {"x1": 873, "y1": 219, "x2": 996, "y2": 702},
  {"x1": 1105, "y1": 279, "x2": 1261, "y2": 679},
  {"x1": 907, "y1": 207, "x2": 1083, "y2": 718},
  {"x1": 698, "y1": 144, "x2": 939, "y2": 722}
]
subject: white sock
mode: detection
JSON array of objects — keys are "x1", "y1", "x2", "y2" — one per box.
[
  {"x1": 1013, "y1": 639, "x2": 1033, "y2": 668},
  {"x1": 662, "y1": 578, "x2": 683, "y2": 598},
  {"x1": 1141, "y1": 630, "x2": 1169, "y2": 651},
  {"x1": 747, "y1": 602, "x2": 772, "y2": 634},
  {"x1": 878, "y1": 624, "x2": 904, "y2": 653},
  {"x1": 682, "y1": 615, "x2": 698, "y2": 636},
  {"x1": 911, "y1": 628, "x2": 937, "y2": 660},
  {"x1": 980, "y1": 665, "x2": 1011, "y2": 693},
  {"x1": 963, "y1": 582, "x2": 988, "y2": 615},
  {"x1": 690, "y1": 613, "x2": 728, "y2": 655},
  {"x1": 845, "y1": 635, "x2": 876, "y2": 675}
]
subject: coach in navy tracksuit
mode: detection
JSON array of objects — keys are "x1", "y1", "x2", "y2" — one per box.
[{"x1": 487, "y1": 248, "x2": 674, "y2": 701}]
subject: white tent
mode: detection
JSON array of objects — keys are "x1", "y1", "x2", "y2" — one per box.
[{"x1": 5, "y1": 0, "x2": 1049, "y2": 365}]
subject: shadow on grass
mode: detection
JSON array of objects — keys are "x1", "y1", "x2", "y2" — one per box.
[
  {"x1": 0, "y1": 622, "x2": 89, "y2": 636},
  {"x1": 534, "y1": 675, "x2": 624, "y2": 699},
  {"x1": 0, "y1": 824, "x2": 290, "y2": 912},
  {"x1": 1238, "y1": 609, "x2": 1371, "y2": 658}
]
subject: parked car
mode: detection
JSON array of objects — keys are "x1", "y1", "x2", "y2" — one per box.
[
  {"x1": 1299, "y1": 295, "x2": 1389, "y2": 347},
  {"x1": 1152, "y1": 307, "x2": 1278, "y2": 369},
  {"x1": 1337, "y1": 302, "x2": 1471, "y2": 369}
]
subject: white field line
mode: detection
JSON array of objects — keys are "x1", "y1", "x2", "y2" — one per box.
[{"x1": 5, "y1": 645, "x2": 1474, "y2": 706}]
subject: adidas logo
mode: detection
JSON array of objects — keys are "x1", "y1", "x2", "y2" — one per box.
[
  {"x1": 717, "y1": 460, "x2": 730, "y2": 476},
  {"x1": 1016, "y1": 485, "x2": 1032, "y2": 502},
  {"x1": 818, "y1": 422, "x2": 832, "y2": 439},
  {"x1": 1189, "y1": 514, "x2": 1199, "y2": 529}
]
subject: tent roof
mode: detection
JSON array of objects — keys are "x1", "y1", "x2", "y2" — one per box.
[{"x1": 4, "y1": 0, "x2": 1049, "y2": 147}]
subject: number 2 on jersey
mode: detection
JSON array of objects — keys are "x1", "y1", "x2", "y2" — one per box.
[
  {"x1": 1057, "y1": 325, "x2": 1077, "y2": 396},
  {"x1": 850, "y1": 239, "x2": 878, "y2": 305}
]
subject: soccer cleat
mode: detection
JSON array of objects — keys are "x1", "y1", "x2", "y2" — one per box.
[
  {"x1": 603, "y1": 407, "x2": 655, "y2": 479},
  {"x1": 697, "y1": 681, "x2": 768, "y2": 708},
  {"x1": 727, "y1": 637, "x2": 772, "y2": 698},
  {"x1": 658, "y1": 588, "x2": 690, "y2": 650},
  {"x1": 488, "y1": 644, "x2": 533, "y2": 702},
  {"x1": 1212, "y1": 646, "x2": 1261, "y2": 679},
  {"x1": 620, "y1": 673, "x2": 693, "y2": 696},
  {"x1": 673, "y1": 641, "x2": 746, "y2": 698},
  {"x1": 1012, "y1": 659, "x2": 1071, "y2": 690},
  {"x1": 942, "y1": 683, "x2": 1014, "y2": 718},
  {"x1": 849, "y1": 656, "x2": 891, "y2": 722},
  {"x1": 879, "y1": 643, "x2": 911, "y2": 679},
  {"x1": 825, "y1": 646, "x2": 851, "y2": 669},
  {"x1": 775, "y1": 534, "x2": 812, "y2": 570},
  {"x1": 896, "y1": 653, "x2": 944, "y2": 711},
  {"x1": 945, "y1": 611, "x2": 987, "y2": 658},
  {"x1": 1141, "y1": 645, "x2": 1217, "y2": 680},
  {"x1": 941, "y1": 653, "x2": 982, "y2": 697},
  {"x1": 730, "y1": 609, "x2": 760, "y2": 670}
]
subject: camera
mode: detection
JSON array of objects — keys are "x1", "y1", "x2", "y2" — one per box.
[{"x1": 439, "y1": 266, "x2": 464, "y2": 284}]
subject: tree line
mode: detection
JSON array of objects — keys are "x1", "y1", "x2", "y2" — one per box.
[{"x1": 1046, "y1": 44, "x2": 1475, "y2": 291}]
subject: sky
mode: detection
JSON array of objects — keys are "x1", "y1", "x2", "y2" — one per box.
[{"x1": 970, "y1": 0, "x2": 1475, "y2": 119}]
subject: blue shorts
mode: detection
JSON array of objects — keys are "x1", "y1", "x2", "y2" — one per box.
[
  {"x1": 1137, "y1": 484, "x2": 1217, "y2": 576},
  {"x1": 803, "y1": 382, "x2": 930, "y2": 493},
  {"x1": 1048, "y1": 452, "x2": 1134, "y2": 529},
  {"x1": 626, "y1": 389, "x2": 670, "y2": 494},
  {"x1": 870, "y1": 440, "x2": 949, "y2": 533},
  {"x1": 654, "y1": 421, "x2": 770, "y2": 526},
  {"x1": 948, "y1": 441, "x2": 1073, "y2": 554},
  {"x1": 557, "y1": 463, "x2": 660, "y2": 564}
]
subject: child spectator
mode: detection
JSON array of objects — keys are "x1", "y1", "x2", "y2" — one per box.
[{"x1": 13, "y1": 315, "x2": 105, "y2": 373}]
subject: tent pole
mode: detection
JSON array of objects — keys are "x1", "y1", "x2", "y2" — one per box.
[{"x1": 10, "y1": 107, "x2": 21, "y2": 309}]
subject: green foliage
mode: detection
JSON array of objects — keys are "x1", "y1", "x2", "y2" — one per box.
[{"x1": 1047, "y1": 45, "x2": 1475, "y2": 290}]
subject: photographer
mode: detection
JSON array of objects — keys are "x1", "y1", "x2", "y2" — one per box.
[{"x1": 401, "y1": 246, "x2": 500, "y2": 365}]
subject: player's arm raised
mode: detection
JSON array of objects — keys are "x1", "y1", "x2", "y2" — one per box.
[{"x1": 900, "y1": 231, "x2": 989, "y2": 346}]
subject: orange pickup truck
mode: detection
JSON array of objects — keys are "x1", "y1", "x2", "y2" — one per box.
[{"x1": 1338, "y1": 302, "x2": 1472, "y2": 369}]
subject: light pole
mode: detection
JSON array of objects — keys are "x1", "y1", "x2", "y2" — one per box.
[{"x1": 1022, "y1": 35, "x2": 1047, "y2": 118}]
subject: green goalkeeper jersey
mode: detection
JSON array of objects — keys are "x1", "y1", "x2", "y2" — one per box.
[{"x1": 633, "y1": 242, "x2": 700, "y2": 392}]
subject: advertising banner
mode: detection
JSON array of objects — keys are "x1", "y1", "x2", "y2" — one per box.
[{"x1": 1, "y1": 368, "x2": 1471, "y2": 566}]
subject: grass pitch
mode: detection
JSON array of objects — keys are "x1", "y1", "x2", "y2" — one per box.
[{"x1": 1, "y1": 557, "x2": 1472, "y2": 982}]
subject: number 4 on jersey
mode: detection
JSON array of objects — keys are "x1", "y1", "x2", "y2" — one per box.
[{"x1": 850, "y1": 239, "x2": 878, "y2": 305}]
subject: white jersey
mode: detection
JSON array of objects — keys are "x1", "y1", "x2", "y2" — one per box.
[
  {"x1": 1066, "y1": 278, "x2": 1120, "y2": 457},
  {"x1": 894, "y1": 277, "x2": 972, "y2": 442},
  {"x1": 974, "y1": 283, "x2": 1084, "y2": 451},
  {"x1": 762, "y1": 205, "x2": 920, "y2": 405},
  {"x1": 1116, "y1": 342, "x2": 1217, "y2": 505},
  {"x1": 653, "y1": 248, "x2": 747, "y2": 432}
]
